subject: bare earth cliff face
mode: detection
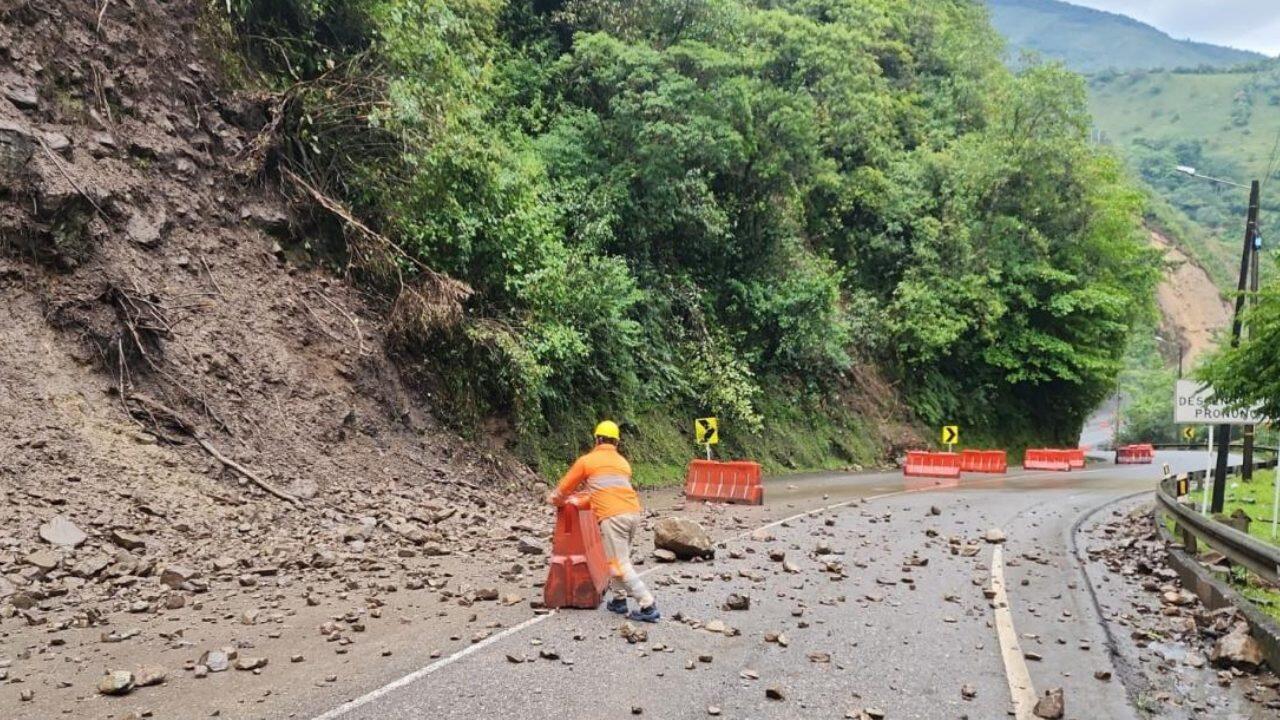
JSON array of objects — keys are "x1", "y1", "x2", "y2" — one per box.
[
  {"x1": 0, "y1": 3, "x2": 561, "y2": 714},
  {"x1": 1150, "y1": 230, "x2": 1232, "y2": 368}
]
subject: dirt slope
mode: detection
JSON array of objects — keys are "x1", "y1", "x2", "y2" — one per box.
[
  {"x1": 1150, "y1": 229, "x2": 1232, "y2": 369},
  {"x1": 2, "y1": 0, "x2": 545, "y2": 661}
]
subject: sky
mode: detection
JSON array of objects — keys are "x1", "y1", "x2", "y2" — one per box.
[{"x1": 1069, "y1": 1, "x2": 1280, "y2": 56}]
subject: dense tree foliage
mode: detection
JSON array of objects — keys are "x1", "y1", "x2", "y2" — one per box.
[
  {"x1": 1199, "y1": 284, "x2": 1280, "y2": 419},
  {"x1": 1115, "y1": 331, "x2": 1180, "y2": 445},
  {"x1": 224, "y1": 0, "x2": 1156, "y2": 467}
]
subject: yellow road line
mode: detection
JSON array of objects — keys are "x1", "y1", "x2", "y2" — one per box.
[{"x1": 991, "y1": 545, "x2": 1037, "y2": 719}]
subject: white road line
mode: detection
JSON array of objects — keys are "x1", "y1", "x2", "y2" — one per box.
[
  {"x1": 309, "y1": 613, "x2": 553, "y2": 720},
  {"x1": 312, "y1": 466, "x2": 1120, "y2": 718},
  {"x1": 990, "y1": 545, "x2": 1038, "y2": 719}
]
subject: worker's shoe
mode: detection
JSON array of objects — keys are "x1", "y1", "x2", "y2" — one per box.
[
  {"x1": 628, "y1": 604, "x2": 661, "y2": 623},
  {"x1": 606, "y1": 597, "x2": 629, "y2": 614}
]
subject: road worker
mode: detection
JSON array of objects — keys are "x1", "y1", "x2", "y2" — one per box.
[{"x1": 546, "y1": 420, "x2": 660, "y2": 622}]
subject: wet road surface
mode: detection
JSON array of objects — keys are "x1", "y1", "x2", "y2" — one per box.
[{"x1": 308, "y1": 452, "x2": 1233, "y2": 720}]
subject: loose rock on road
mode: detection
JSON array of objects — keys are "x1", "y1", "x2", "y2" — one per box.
[{"x1": 304, "y1": 451, "x2": 1278, "y2": 720}]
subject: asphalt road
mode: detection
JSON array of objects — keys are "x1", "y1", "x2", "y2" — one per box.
[{"x1": 310, "y1": 451, "x2": 1218, "y2": 720}]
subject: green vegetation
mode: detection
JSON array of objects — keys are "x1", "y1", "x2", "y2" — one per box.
[
  {"x1": 219, "y1": 0, "x2": 1157, "y2": 480},
  {"x1": 1200, "y1": 284, "x2": 1280, "y2": 419},
  {"x1": 1186, "y1": 468, "x2": 1280, "y2": 550},
  {"x1": 1177, "y1": 469, "x2": 1280, "y2": 621},
  {"x1": 1233, "y1": 565, "x2": 1280, "y2": 623},
  {"x1": 984, "y1": 3, "x2": 1280, "y2": 454},
  {"x1": 1078, "y1": 64, "x2": 1280, "y2": 449},
  {"x1": 987, "y1": 1, "x2": 1279, "y2": 288},
  {"x1": 1088, "y1": 64, "x2": 1280, "y2": 285},
  {"x1": 1116, "y1": 331, "x2": 1179, "y2": 445},
  {"x1": 1158, "y1": 513, "x2": 1280, "y2": 623},
  {"x1": 986, "y1": 0, "x2": 1263, "y2": 74}
]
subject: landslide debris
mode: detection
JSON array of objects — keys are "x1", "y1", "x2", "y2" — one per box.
[
  {"x1": 0, "y1": 0, "x2": 545, "y2": 668},
  {"x1": 1084, "y1": 504, "x2": 1280, "y2": 713},
  {"x1": 653, "y1": 517, "x2": 714, "y2": 560}
]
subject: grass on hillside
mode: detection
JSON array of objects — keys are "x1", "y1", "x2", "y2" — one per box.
[
  {"x1": 1186, "y1": 468, "x2": 1280, "y2": 549},
  {"x1": 1088, "y1": 66, "x2": 1280, "y2": 288},
  {"x1": 1230, "y1": 565, "x2": 1280, "y2": 623},
  {"x1": 1089, "y1": 70, "x2": 1280, "y2": 180},
  {"x1": 530, "y1": 388, "x2": 892, "y2": 490}
]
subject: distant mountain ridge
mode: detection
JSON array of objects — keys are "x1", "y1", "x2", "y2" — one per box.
[{"x1": 987, "y1": 0, "x2": 1266, "y2": 73}]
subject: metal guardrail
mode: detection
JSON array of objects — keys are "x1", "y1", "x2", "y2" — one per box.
[
  {"x1": 1156, "y1": 459, "x2": 1280, "y2": 584},
  {"x1": 1149, "y1": 442, "x2": 1273, "y2": 451}
]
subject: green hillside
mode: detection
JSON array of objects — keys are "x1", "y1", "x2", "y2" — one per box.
[
  {"x1": 987, "y1": 0, "x2": 1264, "y2": 73},
  {"x1": 1088, "y1": 64, "x2": 1280, "y2": 284},
  {"x1": 216, "y1": 0, "x2": 1157, "y2": 469}
]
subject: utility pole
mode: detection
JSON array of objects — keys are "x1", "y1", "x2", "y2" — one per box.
[
  {"x1": 1242, "y1": 219, "x2": 1262, "y2": 481},
  {"x1": 1212, "y1": 179, "x2": 1261, "y2": 513},
  {"x1": 1113, "y1": 394, "x2": 1121, "y2": 448}
]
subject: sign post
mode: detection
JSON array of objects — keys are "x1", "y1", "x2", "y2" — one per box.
[
  {"x1": 1174, "y1": 380, "x2": 1268, "y2": 515},
  {"x1": 941, "y1": 425, "x2": 959, "y2": 453},
  {"x1": 695, "y1": 417, "x2": 719, "y2": 461},
  {"x1": 1202, "y1": 428, "x2": 1213, "y2": 515},
  {"x1": 1273, "y1": 435, "x2": 1279, "y2": 539}
]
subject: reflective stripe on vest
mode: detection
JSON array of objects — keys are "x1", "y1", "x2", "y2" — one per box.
[{"x1": 587, "y1": 473, "x2": 632, "y2": 492}]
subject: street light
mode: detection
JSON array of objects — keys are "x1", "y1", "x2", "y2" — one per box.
[
  {"x1": 1172, "y1": 164, "x2": 1262, "y2": 505},
  {"x1": 1174, "y1": 165, "x2": 1249, "y2": 189}
]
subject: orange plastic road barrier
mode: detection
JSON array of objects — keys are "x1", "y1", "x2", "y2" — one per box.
[
  {"x1": 543, "y1": 496, "x2": 609, "y2": 609},
  {"x1": 1114, "y1": 444, "x2": 1155, "y2": 465},
  {"x1": 903, "y1": 451, "x2": 962, "y2": 479},
  {"x1": 1067, "y1": 448, "x2": 1086, "y2": 469},
  {"x1": 684, "y1": 460, "x2": 764, "y2": 505},
  {"x1": 959, "y1": 449, "x2": 1008, "y2": 474},
  {"x1": 1024, "y1": 449, "x2": 1072, "y2": 472}
]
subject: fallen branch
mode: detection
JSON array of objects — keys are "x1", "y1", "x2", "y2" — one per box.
[
  {"x1": 37, "y1": 139, "x2": 107, "y2": 218},
  {"x1": 127, "y1": 393, "x2": 302, "y2": 508},
  {"x1": 95, "y1": 0, "x2": 112, "y2": 34},
  {"x1": 298, "y1": 293, "x2": 350, "y2": 345},
  {"x1": 199, "y1": 256, "x2": 226, "y2": 300},
  {"x1": 316, "y1": 290, "x2": 368, "y2": 356},
  {"x1": 280, "y1": 166, "x2": 471, "y2": 325},
  {"x1": 194, "y1": 437, "x2": 301, "y2": 508}
]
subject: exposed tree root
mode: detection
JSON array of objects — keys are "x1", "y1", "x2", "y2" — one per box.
[{"x1": 127, "y1": 393, "x2": 303, "y2": 508}]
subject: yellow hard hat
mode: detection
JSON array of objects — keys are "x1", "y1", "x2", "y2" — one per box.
[{"x1": 594, "y1": 420, "x2": 621, "y2": 440}]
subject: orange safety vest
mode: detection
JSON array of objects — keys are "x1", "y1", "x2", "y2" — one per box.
[{"x1": 552, "y1": 444, "x2": 642, "y2": 520}]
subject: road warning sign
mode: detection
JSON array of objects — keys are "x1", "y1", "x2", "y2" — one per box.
[
  {"x1": 1182, "y1": 426, "x2": 1196, "y2": 442},
  {"x1": 941, "y1": 426, "x2": 959, "y2": 446},
  {"x1": 695, "y1": 417, "x2": 719, "y2": 445},
  {"x1": 1175, "y1": 380, "x2": 1265, "y2": 425}
]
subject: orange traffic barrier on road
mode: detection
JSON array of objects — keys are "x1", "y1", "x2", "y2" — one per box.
[
  {"x1": 1067, "y1": 448, "x2": 1086, "y2": 469},
  {"x1": 1115, "y1": 444, "x2": 1154, "y2": 464},
  {"x1": 684, "y1": 460, "x2": 764, "y2": 505},
  {"x1": 960, "y1": 449, "x2": 1007, "y2": 474},
  {"x1": 904, "y1": 451, "x2": 962, "y2": 479},
  {"x1": 543, "y1": 496, "x2": 609, "y2": 609},
  {"x1": 1024, "y1": 449, "x2": 1072, "y2": 471}
]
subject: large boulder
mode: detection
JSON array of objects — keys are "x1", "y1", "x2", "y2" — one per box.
[
  {"x1": 39, "y1": 515, "x2": 87, "y2": 548},
  {"x1": 0, "y1": 118, "x2": 36, "y2": 182},
  {"x1": 1211, "y1": 623, "x2": 1265, "y2": 670},
  {"x1": 1032, "y1": 687, "x2": 1064, "y2": 719},
  {"x1": 97, "y1": 670, "x2": 135, "y2": 696},
  {"x1": 653, "y1": 517, "x2": 713, "y2": 560},
  {"x1": 159, "y1": 565, "x2": 199, "y2": 589}
]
